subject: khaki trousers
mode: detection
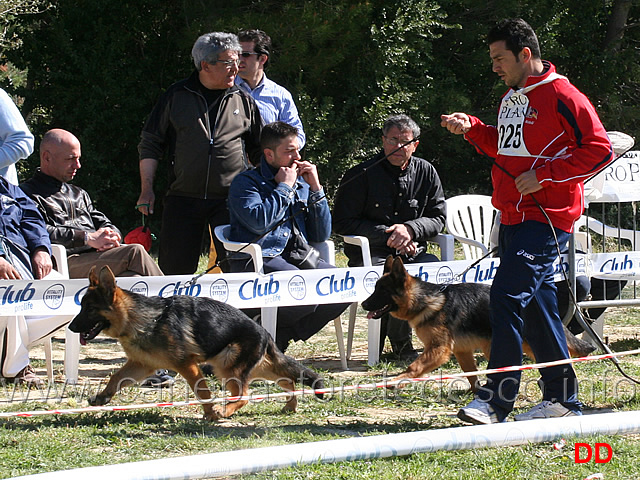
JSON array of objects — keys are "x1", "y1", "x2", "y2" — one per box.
[{"x1": 68, "y1": 244, "x2": 163, "y2": 278}]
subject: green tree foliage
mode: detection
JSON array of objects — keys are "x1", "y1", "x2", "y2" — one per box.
[
  {"x1": 0, "y1": 0, "x2": 49, "y2": 51},
  {"x1": 2, "y1": 0, "x2": 639, "y2": 231}
]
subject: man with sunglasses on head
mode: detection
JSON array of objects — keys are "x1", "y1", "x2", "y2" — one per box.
[
  {"x1": 206, "y1": 29, "x2": 306, "y2": 273},
  {"x1": 137, "y1": 32, "x2": 262, "y2": 275},
  {"x1": 236, "y1": 29, "x2": 305, "y2": 148},
  {"x1": 333, "y1": 114, "x2": 446, "y2": 361},
  {"x1": 228, "y1": 122, "x2": 349, "y2": 353}
]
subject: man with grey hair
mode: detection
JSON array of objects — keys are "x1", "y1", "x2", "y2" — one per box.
[
  {"x1": 137, "y1": 32, "x2": 262, "y2": 274},
  {"x1": 333, "y1": 114, "x2": 446, "y2": 360}
]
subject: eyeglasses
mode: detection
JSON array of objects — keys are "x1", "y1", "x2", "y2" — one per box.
[
  {"x1": 383, "y1": 136, "x2": 415, "y2": 147},
  {"x1": 240, "y1": 51, "x2": 260, "y2": 58},
  {"x1": 213, "y1": 59, "x2": 240, "y2": 68}
]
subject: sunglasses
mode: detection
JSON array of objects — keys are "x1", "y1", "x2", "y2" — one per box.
[{"x1": 240, "y1": 51, "x2": 260, "y2": 58}]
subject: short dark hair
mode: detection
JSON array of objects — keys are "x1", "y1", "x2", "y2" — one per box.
[
  {"x1": 238, "y1": 29, "x2": 271, "y2": 68},
  {"x1": 487, "y1": 18, "x2": 541, "y2": 59},
  {"x1": 382, "y1": 114, "x2": 420, "y2": 139},
  {"x1": 260, "y1": 121, "x2": 298, "y2": 151}
]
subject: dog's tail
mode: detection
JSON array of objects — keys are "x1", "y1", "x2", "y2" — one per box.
[
  {"x1": 563, "y1": 325, "x2": 596, "y2": 357},
  {"x1": 266, "y1": 339, "x2": 325, "y2": 399}
]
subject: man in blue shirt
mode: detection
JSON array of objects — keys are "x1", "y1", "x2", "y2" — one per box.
[
  {"x1": 0, "y1": 88, "x2": 34, "y2": 185},
  {"x1": 227, "y1": 122, "x2": 348, "y2": 352},
  {"x1": 236, "y1": 29, "x2": 306, "y2": 148}
]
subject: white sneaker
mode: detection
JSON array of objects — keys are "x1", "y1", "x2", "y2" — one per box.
[
  {"x1": 457, "y1": 398, "x2": 502, "y2": 425},
  {"x1": 514, "y1": 400, "x2": 580, "y2": 421}
]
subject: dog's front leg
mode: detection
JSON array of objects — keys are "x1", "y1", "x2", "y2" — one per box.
[
  {"x1": 390, "y1": 344, "x2": 452, "y2": 388},
  {"x1": 90, "y1": 360, "x2": 153, "y2": 406},
  {"x1": 176, "y1": 364, "x2": 219, "y2": 421}
]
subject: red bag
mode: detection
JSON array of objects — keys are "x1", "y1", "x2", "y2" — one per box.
[
  {"x1": 125, "y1": 207, "x2": 155, "y2": 252},
  {"x1": 124, "y1": 225, "x2": 153, "y2": 252}
]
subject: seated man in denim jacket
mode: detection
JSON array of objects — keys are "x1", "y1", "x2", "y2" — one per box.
[
  {"x1": 228, "y1": 121, "x2": 349, "y2": 352},
  {"x1": 0, "y1": 176, "x2": 55, "y2": 386}
]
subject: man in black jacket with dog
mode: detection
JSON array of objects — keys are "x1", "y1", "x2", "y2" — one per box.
[{"x1": 333, "y1": 114, "x2": 446, "y2": 360}]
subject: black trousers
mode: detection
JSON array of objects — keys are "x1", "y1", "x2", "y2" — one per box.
[
  {"x1": 229, "y1": 255, "x2": 351, "y2": 345},
  {"x1": 158, "y1": 195, "x2": 229, "y2": 275}
]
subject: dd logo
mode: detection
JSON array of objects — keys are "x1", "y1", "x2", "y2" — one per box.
[{"x1": 574, "y1": 443, "x2": 613, "y2": 463}]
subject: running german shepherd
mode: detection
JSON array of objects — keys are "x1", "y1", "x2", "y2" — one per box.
[
  {"x1": 362, "y1": 256, "x2": 595, "y2": 391},
  {"x1": 69, "y1": 266, "x2": 324, "y2": 421}
]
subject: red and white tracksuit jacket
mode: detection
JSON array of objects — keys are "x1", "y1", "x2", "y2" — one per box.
[{"x1": 465, "y1": 61, "x2": 612, "y2": 233}]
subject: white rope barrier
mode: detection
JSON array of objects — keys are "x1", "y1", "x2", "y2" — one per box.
[{"x1": 2, "y1": 348, "x2": 638, "y2": 418}]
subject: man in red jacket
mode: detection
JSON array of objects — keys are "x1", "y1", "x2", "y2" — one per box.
[{"x1": 441, "y1": 18, "x2": 612, "y2": 424}]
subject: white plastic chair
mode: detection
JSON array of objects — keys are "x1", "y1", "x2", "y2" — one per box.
[
  {"x1": 572, "y1": 214, "x2": 639, "y2": 340},
  {"x1": 575, "y1": 215, "x2": 638, "y2": 249},
  {"x1": 445, "y1": 194, "x2": 498, "y2": 260},
  {"x1": 27, "y1": 244, "x2": 79, "y2": 383},
  {"x1": 342, "y1": 232, "x2": 455, "y2": 366},
  {"x1": 214, "y1": 225, "x2": 348, "y2": 369}
]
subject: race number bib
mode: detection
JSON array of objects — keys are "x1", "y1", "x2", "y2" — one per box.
[
  {"x1": 497, "y1": 90, "x2": 531, "y2": 157},
  {"x1": 497, "y1": 73, "x2": 566, "y2": 158}
]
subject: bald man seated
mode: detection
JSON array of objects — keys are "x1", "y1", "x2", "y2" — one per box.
[{"x1": 21, "y1": 129, "x2": 163, "y2": 278}]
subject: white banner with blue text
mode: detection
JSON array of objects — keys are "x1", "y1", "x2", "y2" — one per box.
[{"x1": 1, "y1": 251, "x2": 638, "y2": 317}]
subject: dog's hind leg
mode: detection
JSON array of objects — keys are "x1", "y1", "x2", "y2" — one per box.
[
  {"x1": 452, "y1": 351, "x2": 480, "y2": 392},
  {"x1": 91, "y1": 360, "x2": 154, "y2": 406},
  {"x1": 250, "y1": 362, "x2": 298, "y2": 413},
  {"x1": 216, "y1": 374, "x2": 250, "y2": 418}
]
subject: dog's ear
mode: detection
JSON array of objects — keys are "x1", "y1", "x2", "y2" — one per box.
[
  {"x1": 391, "y1": 256, "x2": 408, "y2": 280},
  {"x1": 383, "y1": 255, "x2": 394, "y2": 274},
  {"x1": 88, "y1": 266, "x2": 99, "y2": 286},
  {"x1": 98, "y1": 266, "x2": 117, "y2": 298}
]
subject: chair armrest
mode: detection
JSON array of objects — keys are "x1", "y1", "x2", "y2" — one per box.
[
  {"x1": 449, "y1": 234, "x2": 490, "y2": 255},
  {"x1": 428, "y1": 233, "x2": 455, "y2": 262},
  {"x1": 581, "y1": 215, "x2": 639, "y2": 246},
  {"x1": 311, "y1": 240, "x2": 335, "y2": 265},
  {"x1": 341, "y1": 235, "x2": 372, "y2": 266},
  {"x1": 213, "y1": 224, "x2": 264, "y2": 274},
  {"x1": 51, "y1": 244, "x2": 70, "y2": 278}
]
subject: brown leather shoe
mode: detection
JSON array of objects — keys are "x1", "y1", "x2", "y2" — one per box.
[{"x1": 11, "y1": 365, "x2": 44, "y2": 388}]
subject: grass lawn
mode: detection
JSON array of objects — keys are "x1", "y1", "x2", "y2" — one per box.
[{"x1": 1, "y1": 253, "x2": 639, "y2": 480}]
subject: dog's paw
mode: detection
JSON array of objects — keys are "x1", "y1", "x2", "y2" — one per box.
[
  {"x1": 88, "y1": 394, "x2": 110, "y2": 406},
  {"x1": 281, "y1": 402, "x2": 297, "y2": 414},
  {"x1": 202, "y1": 405, "x2": 224, "y2": 421},
  {"x1": 387, "y1": 377, "x2": 411, "y2": 390}
]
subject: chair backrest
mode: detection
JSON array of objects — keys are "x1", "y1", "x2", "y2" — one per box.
[{"x1": 445, "y1": 194, "x2": 498, "y2": 260}]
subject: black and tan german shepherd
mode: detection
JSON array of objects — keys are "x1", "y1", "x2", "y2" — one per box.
[
  {"x1": 362, "y1": 256, "x2": 595, "y2": 391},
  {"x1": 69, "y1": 266, "x2": 324, "y2": 421}
]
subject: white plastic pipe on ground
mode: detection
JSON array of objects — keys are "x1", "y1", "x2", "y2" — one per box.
[{"x1": 11, "y1": 410, "x2": 640, "y2": 480}]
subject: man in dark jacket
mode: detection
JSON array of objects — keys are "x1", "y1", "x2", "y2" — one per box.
[
  {"x1": 333, "y1": 114, "x2": 446, "y2": 360},
  {"x1": 22, "y1": 129, "x2": 163, "y2": 279},
  {"x1": 137, "y1": 31, "x2": 262, "y2": 274}
]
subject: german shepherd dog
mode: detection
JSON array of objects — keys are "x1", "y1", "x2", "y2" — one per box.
[
  {"x1": 362, "y1": 256, "x2": 595, "y2": 391},
  {"x1": 69, "y1": 266, "x2": 324, "y2": 421}
]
